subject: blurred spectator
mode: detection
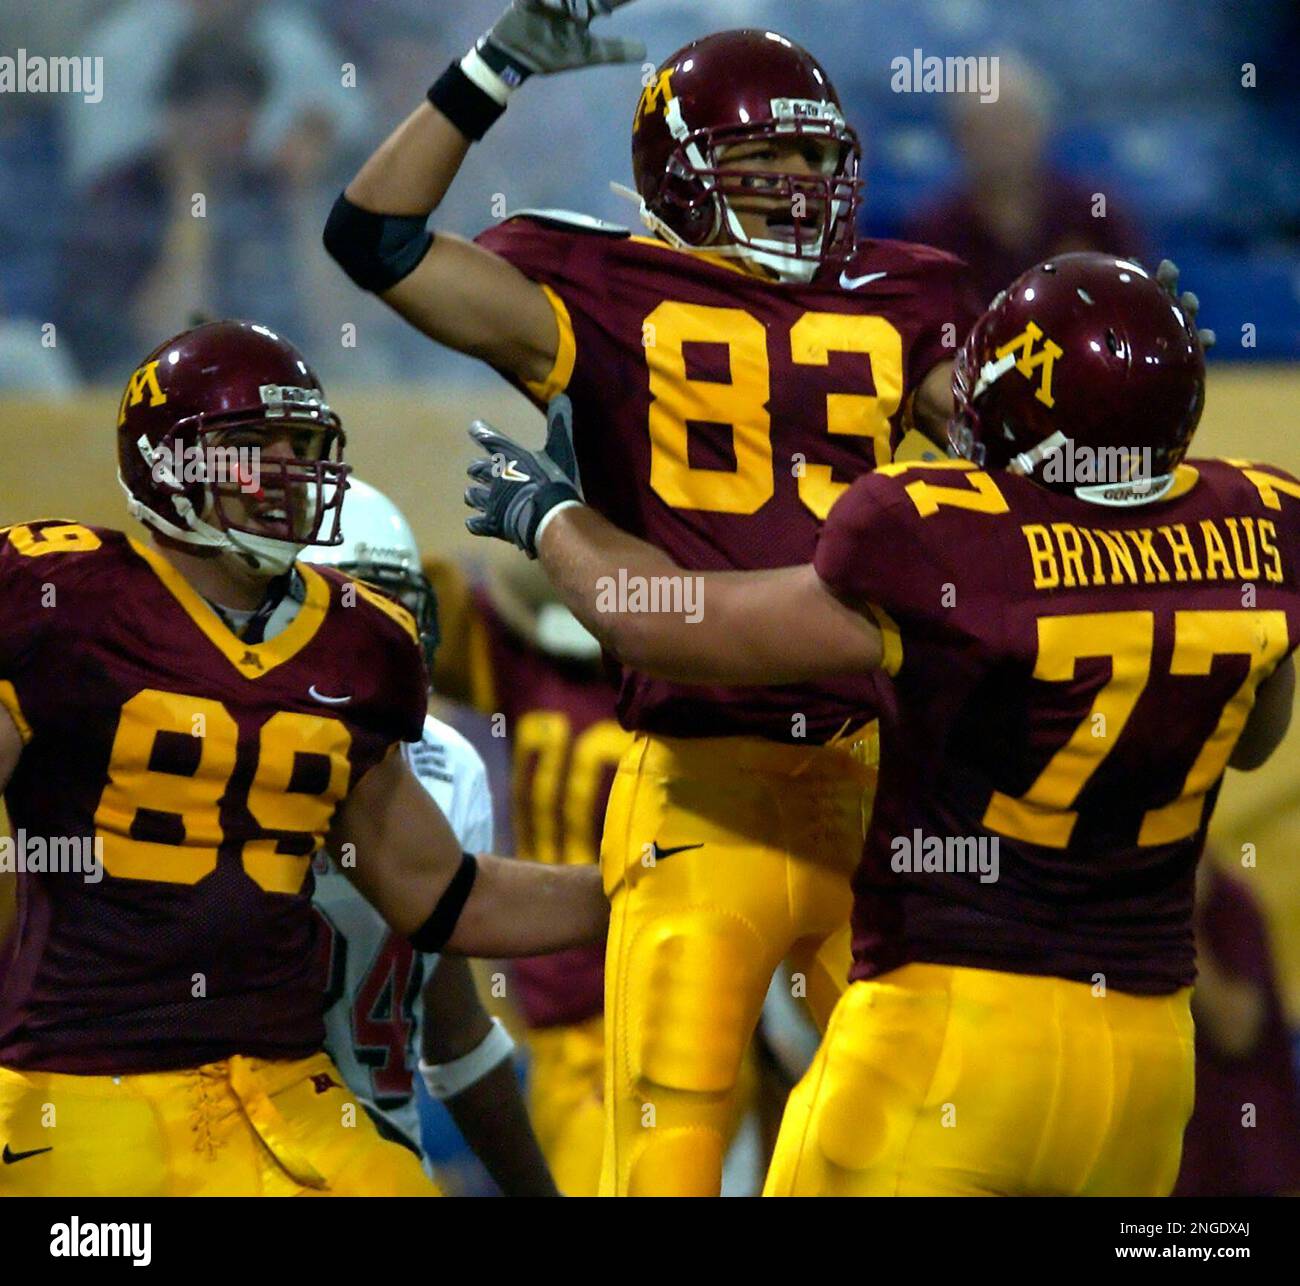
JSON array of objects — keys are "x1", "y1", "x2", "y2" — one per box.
[
  {"x1": 1174, "y1": 860, "x2": 1300, "y2": 1197},
  {"x1": 56, "y1": 34, "x2": 320, "y2": 380},
  {"x1": 0, "y1": 107, "x2": 65, "y2": 325},
  {"x1": 2, "y1": 0, "x2": 1292, "y2": 373},
  {"x1": 304, "y1": 2, "x2": 510, "y2": 384},
  {"x1": 904, "y1": 58, "x2": 1146, "y2": 305},
  {"x1": 65, "y1": 0, "x2": 369, "y2": 193},
  {"x1": 0, "y1": 0, "x2": 112, "y2": 326}
]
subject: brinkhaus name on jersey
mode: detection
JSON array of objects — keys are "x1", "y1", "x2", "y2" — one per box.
[{"x1": 1022, "y1": 516, "x2": 1284, "y2": 590}]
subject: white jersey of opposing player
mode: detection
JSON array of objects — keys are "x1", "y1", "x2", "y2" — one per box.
[{"x1": 312, "y1": 713, "x2": 494, "y2": 1149}]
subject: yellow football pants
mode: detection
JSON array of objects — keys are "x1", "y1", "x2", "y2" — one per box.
[
  {"x1": 765, "y1": 963, "x2": 1196, "y2": 1197},
  {"x1": 0, "y1": 1051, "x2": 439, "y2": 1196},
  {"x1": 525, "y1": 1015, "x2": 606, "y2": 1197},
  {"x1": 598, "y1": 727, "x2": 876, "y2": 1197}
]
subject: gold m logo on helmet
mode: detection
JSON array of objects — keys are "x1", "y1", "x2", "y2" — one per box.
[
  {"x1": 117, "y1": 360, "x2": 167, "y2": 426},
  {"x1": 633, "y1": 68, "x2": 675, "y2": 132},
  {"x1": 995, "y1": 321, "x2": 1063, "y2": 408}
]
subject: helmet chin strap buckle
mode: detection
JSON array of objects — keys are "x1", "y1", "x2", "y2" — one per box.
[
  {"x1": 972, "y1": 352, "x2": 1019, "y2": 401},
  {"x1": 1008, "y1": 431, "x2": 1069, "y2": 478}
]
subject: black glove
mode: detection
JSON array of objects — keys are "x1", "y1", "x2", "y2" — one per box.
[
  {"x1": 465, "y1": 395, "x2": 584, "y2": 557},
  {"x1": 1157, "y1": 259, "x2": 1216, "y2": 351}
]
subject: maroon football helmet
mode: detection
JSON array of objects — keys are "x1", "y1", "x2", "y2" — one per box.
[
  {"x1": 630, "y1": 29, "x2": 861, "y2": 283},
  {"x1": 117, "y1": 320, "x2": 349, "y2": 570},
  {"x1": 950, "y1": 253, "x2": 1206, "y2": 505}
]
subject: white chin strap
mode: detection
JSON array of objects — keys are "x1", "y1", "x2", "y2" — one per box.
[
  {"x1": 610, "y1": 180, "x2": 822, "y2": 284},
  {"x1": 611, "y1": 180, "x2": 699, "y2": 252},
  {"x1": 118, "y1": 468, "x2": 304, "y2": 575},
  {"x1": 224, "y1": 528, "x2": 306, "y2": 575}
]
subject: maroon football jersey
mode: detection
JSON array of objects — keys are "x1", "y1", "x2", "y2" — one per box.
[
  {"x1": 0, "y1": 520, "x2": 426, "y2": 1073},
  {"x1": 473, "y1": 590, "x2": 627, "y2": 1029},
  {"x1": 475, "y1": 214, "x2": 979, "y2": 742},
  {"x1": 814, "y1": 459, "x2": 1300, "y2": 994}
]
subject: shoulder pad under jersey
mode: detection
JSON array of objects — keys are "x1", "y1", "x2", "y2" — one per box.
[{"x1": 506, "y1": 208, "x2": 632, "y2": 237}]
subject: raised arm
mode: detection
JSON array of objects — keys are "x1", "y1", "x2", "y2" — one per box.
[
  {"x1": 331, "y1": 746, "x2": 607, "y2": 957},
  {"x1": 462, "y1": 399, "x2": 884, "y2": 686},
  {"x1": 323, "y1": 1, "x2": 644, "y2": 385}
]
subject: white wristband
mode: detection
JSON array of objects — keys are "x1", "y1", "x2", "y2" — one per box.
[
  {"x1": 460, "y1": 47, "x2": 514, "y2": 107},
  {"x1": 533, "y1": 498, "x2": 584, "y2": 550},
  {"x1": 419, "y1": 1017, "x2": 515, "y2": 1100}
]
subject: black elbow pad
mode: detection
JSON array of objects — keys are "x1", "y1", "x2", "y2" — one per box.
[{"x1": 323, "y1": 192, "x2": 434, "y2": 292}]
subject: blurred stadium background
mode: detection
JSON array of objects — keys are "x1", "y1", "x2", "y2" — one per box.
[{"x1": 2, "y1": 0, "x2": 1298, "y2": 1193}]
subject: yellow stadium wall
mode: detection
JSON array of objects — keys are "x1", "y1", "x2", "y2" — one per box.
[{"x1": 1, "y1": 366, "x2": 1298, "y2": 1020}]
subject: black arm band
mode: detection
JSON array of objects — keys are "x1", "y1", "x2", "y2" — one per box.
[
  {"x1": 427, "y1": 60, "x2": 506, "y2": 143},
  {"x1": 409, "y1": 852, "x2": 479, "y2": 953},
  {"x1": 322, "y1": 193, "x2": 434, "y2": 293}
]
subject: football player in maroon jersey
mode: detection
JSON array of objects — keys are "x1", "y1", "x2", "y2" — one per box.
[
  {"x1": 0, "y1": 320, "x2": 606, "y2": 1197},
  {"x1": 465, "y1": 252, "x2": 1298, "y2": 1195},
  {"x1": 326, "y1": 0, "x2": 980, "y2": 1195}
]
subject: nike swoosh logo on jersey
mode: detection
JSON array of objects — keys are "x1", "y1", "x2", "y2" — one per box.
[
  {"x1": 839, "y1": 270, "x2": 888, "y2": 290},
  {"x1": 501, "y1": 461, "x2": 531, "y2": 482},
  {"x1": 3, "y1": 1143, "x2": 52, "y2": 1164},
  {"x1": 309, "y1": 685, "x2": 353, "y2": 705},
  {"x1": 649, "y1": 842, "x2": 704, "y2": 864}
]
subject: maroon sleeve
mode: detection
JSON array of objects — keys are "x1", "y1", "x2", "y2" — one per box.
[
  {"x1": 814, "y1": 471, "x2": 950, "y2": 621},
  {"x1": 813, "y1": 465, "x2": 1016, "y2": 679},
  {"x1": 1200, "y1": 459, "x2": 1300, "y2": 625},
  {"x1": 0, "y1": 526, "x2": 55, "y2": 679},
  {"x1": 361, "y1": 609, "x2": 428, "y2": 750},
  {"x1": 475, "y1": 215, "x2": 618, "y2": 295},
  {"x1": 316, "y1": 566, "x2": 428, "y2": 752},
  {"x1": 389, "y1": 638, "x2": 429, "y2": 746},
  {"x1": 0, "y1": 520, "x2": 99, "y2": 735},
  {"x1": 474, "y1": 215, "x2": 622, "y2": 405},
  {"x1": 901, "y1": 247, "x2": 984, "y2": 386}
]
